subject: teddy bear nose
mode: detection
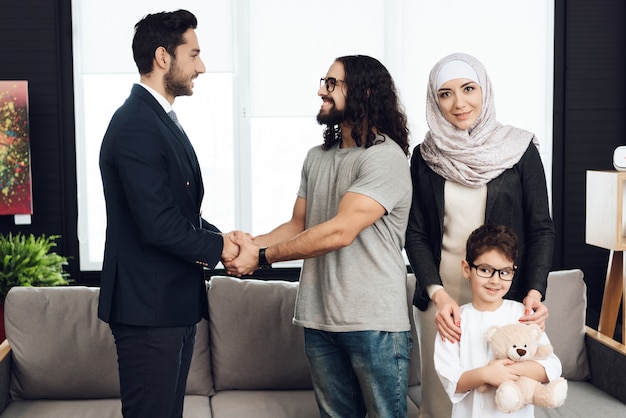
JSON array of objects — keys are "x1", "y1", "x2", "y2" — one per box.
[{"x1": 516, "y1": 348, "x2": 527, "y2": 356}]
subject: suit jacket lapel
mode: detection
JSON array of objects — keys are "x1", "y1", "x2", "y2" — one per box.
[
  {"x1": 164, "y1": 114, "x2": 202, "y2": 182},
  {"x1": 131, "y1": 85, "x2": 204, "y2": 202},
  {"x1": 167, "y1": 118, "x2": 204, "y2": 203}
]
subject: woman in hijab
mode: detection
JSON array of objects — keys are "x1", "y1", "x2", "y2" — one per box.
[{"x1": 405, "y1": 53, "x2": 555, "y2": 418}]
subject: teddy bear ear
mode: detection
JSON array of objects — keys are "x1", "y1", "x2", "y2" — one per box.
[{"x1": 485, "y1": 325, "x2": 499, "y2": 341}]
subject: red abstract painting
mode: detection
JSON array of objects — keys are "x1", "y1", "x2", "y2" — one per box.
[{"x1": 0, "y1": 81, "x2": 32, "y2": 215}]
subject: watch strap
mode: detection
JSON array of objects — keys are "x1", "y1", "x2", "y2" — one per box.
[{"x1": 258, "y1": 247, "x2": 272, "y2": 269}]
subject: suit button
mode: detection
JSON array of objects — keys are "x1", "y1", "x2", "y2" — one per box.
[{"x1": 186, "y1": 181, "x2": 190, "y2": 186}]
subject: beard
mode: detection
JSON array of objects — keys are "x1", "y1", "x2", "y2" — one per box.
[
  {"x1": 316, "y1": 103, "x2": 345, "y2": 126},
  {"x1": 164, "y1": 60, "x2": 193, "y2": 97}
]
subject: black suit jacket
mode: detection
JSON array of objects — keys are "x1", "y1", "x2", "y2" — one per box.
[
  {"x1": 98, "y1": 84, "x2": 223, "y2": 326},
  {"x1": 405, "y1": 142, "x2": 555, "y2": 311}
]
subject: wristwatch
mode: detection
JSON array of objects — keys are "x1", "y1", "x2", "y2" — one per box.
[{"x1": 258, "y1": 247, "x2": 272, "y2": 270}]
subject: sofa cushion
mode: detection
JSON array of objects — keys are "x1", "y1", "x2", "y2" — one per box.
[
  {"x1": 0, "y1": 395, "x2": 210, "y2": 418},
  {"x1": 4, "y1": 286, "x2": 120, "y2": 399},
  {"x1": 208, "y1": 276, "x2": 312, "y2": 390},
  {"x1": 543, "y1": 269, "x2": 590, "y2": 380},
  {"x1": 186, "y1": 317, "x2": 215, "y2": 396},
  {"x1": 0, "y1": 399, "x2": 123, "y2": 418},
  {"x1": 210, "y1": 390, "x2": 319, "y2": 418},
  {"x1": 3, "y1": 286, "x2": 214, "y2": 399},
  {"x1": 535, "y1": 381, "x2": 626, "y2": 417}
]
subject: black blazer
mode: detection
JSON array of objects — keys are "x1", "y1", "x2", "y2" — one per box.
[
  {"x1": 405, "y1": 142, "x2": 555, "y2": 311},
  {"x1": 98, "y1": 84, "x2": 223, "y2": 326}
]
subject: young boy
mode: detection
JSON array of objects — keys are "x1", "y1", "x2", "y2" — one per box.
[{"x1": 434, "y1": 224, "x2": 562, "y2": 418}]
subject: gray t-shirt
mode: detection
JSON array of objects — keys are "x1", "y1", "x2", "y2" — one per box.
[{"x1": 293, "y1": 135, "x2": 412, "y2": 332}]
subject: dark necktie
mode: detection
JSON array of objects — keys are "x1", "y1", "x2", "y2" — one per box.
[
  {"x1": 167, "y1": 109, "x2": 200, "y2": 184},
  {"x1": 168, "y1": 110, "x2": 185, "y2": 134}
]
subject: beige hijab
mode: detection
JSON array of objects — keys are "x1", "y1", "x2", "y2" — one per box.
[{"x1": 420, "y1": 53, "x2": 536, "y2": 187}]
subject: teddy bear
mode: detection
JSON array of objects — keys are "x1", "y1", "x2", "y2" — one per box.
[{"x1": 479, "y1": 323, "x2": 568, "y2": 413}]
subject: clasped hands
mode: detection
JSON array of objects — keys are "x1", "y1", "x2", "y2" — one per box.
[{"x1": 220, "y1": 231, "x2": 262, "y2": 276}]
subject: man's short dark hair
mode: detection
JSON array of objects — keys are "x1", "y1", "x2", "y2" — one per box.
[
  {"x1": 132, "y1": 9, "x2": 198, "y2": 75},
  {"x1": 465, "y1": 224, "x2": 518, "y2": 265}
]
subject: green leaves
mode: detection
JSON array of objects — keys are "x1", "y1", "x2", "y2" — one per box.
[{"x1": 0, "y1": 233, "x2": 70, "y2": 302}]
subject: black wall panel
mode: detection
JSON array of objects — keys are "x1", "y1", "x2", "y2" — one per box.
[
  {"x1": 0, "y1": 1, "x2": 79, "y2": 278},
  {"x1": 552, "y1": 0, "x2": 625, "y2": 334}
]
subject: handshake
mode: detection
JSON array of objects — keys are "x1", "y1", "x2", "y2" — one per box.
[{"x1": 220, "y1": 231, "x2": 263, "y2": 276}]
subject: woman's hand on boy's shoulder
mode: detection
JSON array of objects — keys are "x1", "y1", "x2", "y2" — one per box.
[
  {"x1": 432, "y1": 288, "x2": 462, "y2": 342},
  {"x1": 519, "y1": 290, "x2": 548, "y2": 329}
]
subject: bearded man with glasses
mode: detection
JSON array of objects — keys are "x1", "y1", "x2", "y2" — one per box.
[{"x1": 226, "y1": 55, "x2": 413, "y2": 418}]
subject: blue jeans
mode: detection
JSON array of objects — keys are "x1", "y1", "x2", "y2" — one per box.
[{"x1": 304, "y1": 328, "x2": 412, "y2": 418}]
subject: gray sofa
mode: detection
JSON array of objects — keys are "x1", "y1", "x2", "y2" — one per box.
[{"x1": 0, "y1": 269, "x2": 623, "y2": 417}]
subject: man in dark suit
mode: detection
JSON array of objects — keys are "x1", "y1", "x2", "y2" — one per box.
[{"x1": 98, "y1": 9, "x2": 237, "y2": 418}]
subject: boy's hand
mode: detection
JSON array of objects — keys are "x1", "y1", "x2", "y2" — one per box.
[{"x1": 483, "y1": 359, "x2": 520, "y2": 387}]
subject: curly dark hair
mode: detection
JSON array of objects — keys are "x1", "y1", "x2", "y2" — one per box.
[
  {"x1": 132, "y1": 9, "x2": 198, "y2": 75},
  {"x1": 321, "y1": 55, "x2": 410, "y2": 156},
  {"x1": 465, "y1": 224, "x2": 518, "y2": 265}
]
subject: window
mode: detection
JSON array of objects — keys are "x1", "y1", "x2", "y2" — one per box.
[{"x1": 72, "y1": 0, "x2": 554, "y2": 270}]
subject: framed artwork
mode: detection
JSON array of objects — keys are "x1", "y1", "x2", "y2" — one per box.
[{"x1": 0, "y1": 81, "x2": 32, "y2": 215}]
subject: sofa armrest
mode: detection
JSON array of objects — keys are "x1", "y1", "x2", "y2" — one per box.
[
  {"x1": 0, "y1": 340, "x2": 11, "y2": 414},
  {"x1": 585, "y1": 326, "x2": 626, "y2": 403}
]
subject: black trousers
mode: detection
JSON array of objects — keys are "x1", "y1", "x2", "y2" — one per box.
[{"x1": 109, "y1": 322, "x2": 197, "y2": 418}]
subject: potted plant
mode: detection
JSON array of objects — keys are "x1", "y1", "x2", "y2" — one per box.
[{"x1": 0, "y1": 232, "x2": 70, "y2": 340}]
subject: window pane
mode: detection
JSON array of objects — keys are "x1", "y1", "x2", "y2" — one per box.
[
  {"x1": 400, "y1": 0, "x2": 554, "y2": 200},
  {"x1": 399, "y1": 1, "x2": 554, "y2": 162},
  {"x1": 250, "y1": 117, "x2": 322, "y2": 235},
  {"x1": 248, "y1": 0, "x2": 386, "y2": 117},
  {"x1": 78, "y1": 74, "x2": 136, "y2": 265},
  {"x1": 177, "y1": 75, "x2": 236, "y2": 232},
  {"x1": 73, "y1": 1, "x2": 233, "y2": 74}
]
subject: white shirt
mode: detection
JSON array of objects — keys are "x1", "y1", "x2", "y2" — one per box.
[
  {"x1": 434, "y1": 300, "x2": 562, "y2": 418},
  {"x1": 138, "y1": 82, "x2": 172, "y2": 113}
]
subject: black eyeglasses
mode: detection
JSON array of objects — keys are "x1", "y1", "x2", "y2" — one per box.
[
  {"x1": 469, "y1": 262, "x2": 517, "y2": 281},
  {"x1": 320, "y1": 77, "x2": 345, "y2": 93}
]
